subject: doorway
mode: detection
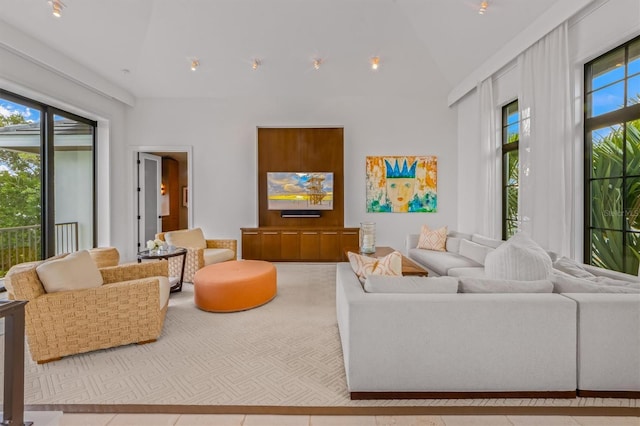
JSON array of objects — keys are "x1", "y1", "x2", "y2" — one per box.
[{"x1": 133, "y1": 147, "x2": 192, "y2": 253}]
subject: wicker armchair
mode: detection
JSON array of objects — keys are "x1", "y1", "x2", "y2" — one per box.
[
  {"x1": 5, "y1": 257, "x2": 169, "y2": 364},
  {"x1": 156, "y1": 228, "x2": 237, "y2": 283}
]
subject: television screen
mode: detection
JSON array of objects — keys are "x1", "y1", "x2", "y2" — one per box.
[{"x1": 267, "y1": 172, "x2": 334, "y2": 210}]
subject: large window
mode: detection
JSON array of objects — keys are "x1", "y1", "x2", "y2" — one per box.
[
  {"x1": 502, "y1": 100, "x2": 519, "y2": 240},
  {"x1": 585, "y1": 36, "x2": 640, "y2": 275},
  {"x1": 0, "y1": 90, "x2": 96, "y2": 279}
]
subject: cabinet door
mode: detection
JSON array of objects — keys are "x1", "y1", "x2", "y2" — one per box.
[
  {"x1": 280, "y1": 231, "x2": 300, "y2": 260},
  {"x1": 341, "y1": 230, "x2": 360, "y2": 261},
  {"x1": 319, "y1": 231, "x2": 340, "y2": 261},
  {"x1": 241, "y1": 231, "x2": 261, "y2": 260},
  {"x1": 261, "y1": 231, "x2": 281, "y2": 260},
  {"x1": 299, "y1": 231, "x2": 320, "y2": 260}
]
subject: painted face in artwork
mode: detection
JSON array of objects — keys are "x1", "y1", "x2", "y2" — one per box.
[
  {"x1": 384, "y1": 159, "x2": 417, "y2": 212},
  {"x1": 386, "y1": 178, "x2": 415, "y2": 212}
]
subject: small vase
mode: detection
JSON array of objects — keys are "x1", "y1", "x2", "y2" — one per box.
[{"x1": 359, "y1": 222, "x2": 376, "y2": 254}]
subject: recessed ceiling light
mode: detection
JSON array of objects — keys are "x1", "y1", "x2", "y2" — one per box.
[
  {"x1": 190, "y1": 59, "x2": 199, "y2": 71},
  {"x1": 252, "y1": 59, "x2": 261, "y2": 70},
  {"x1": 478, "y1": 1, "x2": 488, "y2": 15},
  {"x1": 48, "y1": 0, "x2": 65, "y2": 18},
  {"x1": 370, "y1": 56, "x2": 380, "y2": 70},
  {"x1": 313, "y1": 59, "x2": 322, "y2": 70}
]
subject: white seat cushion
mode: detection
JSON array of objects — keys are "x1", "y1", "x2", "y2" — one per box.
[
  {"x1": 203, "y1": 248, "x2": 235, "y2": 265},
  {"x1": 364, "y1": 275, "x2": 458, "y2": 294},
  {"x1": 408, "y1": 248, "x2": 480, "y2": 276},
  {"x1": 36, "y1": 250, "x2": 104, "y2": 293}
]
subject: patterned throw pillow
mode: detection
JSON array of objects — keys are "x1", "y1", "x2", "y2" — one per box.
[
  {"x1": 347, "y1": 251, "x2": 402, "y2": 283},
  {"x1": 417, "y1": 225, "x2": 447, "y2": 251}
]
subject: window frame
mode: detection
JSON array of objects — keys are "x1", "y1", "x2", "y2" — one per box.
[
  {"x1": 583, "y1": 35, "x2": 640, "y2": 274},
  {"x1": 502, "y1": 99, "x2": 519, "y2": 240},
  {"x1": 0, "y1": 88, "x2": 97, "y2": 259}
]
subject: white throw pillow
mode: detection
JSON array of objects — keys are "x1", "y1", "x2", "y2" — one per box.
[
  {"x1": 364, "y1": 275, "x2": 459, "y2": 294},
  {"x1": 484, "y1": 232, "x2": 552, "y2": 281},
  {"x1": 470, "y1": 234, "x2": 504, "y2": 249},
  {"x1": 36, "y1": 250, "x2": 104, "y2": 293},
  {"x1": 458, "y1": 239, "x2": 494, "y2": 266},
  {"x1": 347, "y1": 251, "x2": 402, "y2": 283},
  {"x1": 445, "y1": 237, "x2": 462, "y2": 253},
  {"x1": 165, "y1": 228, "x2": 206, "y2": 249},
  {"x1": 459, "y1": 277, "x2": 553, "y2": 293}
]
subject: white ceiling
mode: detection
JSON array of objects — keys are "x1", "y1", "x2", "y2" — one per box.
[{"x1": 0, "y1": 0, "x2": 564, "y2": 100}]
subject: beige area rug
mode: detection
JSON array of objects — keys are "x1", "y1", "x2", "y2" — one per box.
[{"x1": 3, "y1": 263, "x2": 640, "y2": 415}]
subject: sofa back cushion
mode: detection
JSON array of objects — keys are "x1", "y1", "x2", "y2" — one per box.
[
  {"x1": 553, "y1": 256, "x2": 595, "y2": 278},
  {"x1": 364, "y1": 275, "x2": 459, "y2": 294},
  {"x1": 36, "y1": 250, "x2": 104, "y2": 293},
  {"x1": 459, "y1": 239, "x2": 494, "y2": 266},
  {"x1": 471, "y1": 234, "x2": 504, "y2": 249},
  {"x1": 165, "y1": 228, "x2": 206, "y2": 249},
  {"x1": 484, "y1": 232, "x2": 552, "y2": 280},
  {"x1": 347, "y1": 251, "x2": 402, "y2": 283},
  {"x1": 551, "y1": 273, "x2": 640, "y2": 293},
  {"x1": 459, "y1": 277, "x2": 553, "y2": 293}
]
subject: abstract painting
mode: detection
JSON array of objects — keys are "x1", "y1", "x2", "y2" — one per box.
[{"x1": 366, "y1": 156, "x2": 437, "y2": 213}]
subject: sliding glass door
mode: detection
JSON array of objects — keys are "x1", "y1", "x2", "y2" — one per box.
[
  {"x1": 0, "y1": 90, "x2": 96, "y2": 278},
  {"x1": 0, "y1": 96, "x2": 42, "y2": 277}
]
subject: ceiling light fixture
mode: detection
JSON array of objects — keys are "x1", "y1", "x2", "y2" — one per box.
[
  {"x1": 48, "y1": 0, "x2": 65, "y2": 18},
  {"x1": 252, "y1": 59, "x2": 261, "y2": 70},
  {"x1": 370, "y1": 56, "x2": 380, "y2": 70},
  {"x1": 190, "y1": 59, "x2": 199, "y2": 71},
  {"x1": 313, "y1": 59, "x2": 322, "y2": 70},
  {"x1": 478, "y1": 1, "x2": 488, "y2": 15}
]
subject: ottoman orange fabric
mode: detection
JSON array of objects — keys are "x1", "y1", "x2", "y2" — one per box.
[{"x1": 193, "y1": 260, "x2": 277, "y2": 312}]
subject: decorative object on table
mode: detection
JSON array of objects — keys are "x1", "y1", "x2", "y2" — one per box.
[
  {"x1": 366, "y1": 155, "x2": 437, "y2": 213},
  {"x1": 146, "y1": 238, "x2": 166, "y2": 252},
  {"x1": 359, "y1": 221, "x2": 376, "y2": 254}
]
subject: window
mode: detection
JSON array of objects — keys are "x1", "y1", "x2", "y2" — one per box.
[
  {"x1": 502, "y1": 100, "x2": 519, "y2": 240},
  {"x1": 585, "y1": 36, "x2": 640, "y2": 275},
  {"x1": 0, "y1": 89, "x2": 96, "y2": 278}
]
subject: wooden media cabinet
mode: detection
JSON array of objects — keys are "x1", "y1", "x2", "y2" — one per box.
[{"x1": 241, "y1": 227, "x2": 359, "y2": 262}]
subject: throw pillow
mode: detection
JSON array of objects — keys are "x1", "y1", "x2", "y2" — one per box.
[
  {"x1": 553, "y1": 256, "x2": 595, "y2": 279},
  {"x1": 165, "y1": 228, "x2": 207, "y2": 249},
  {"x1": 484, "y1": 232, "x2": 552, "y2": 281},
  {"x1": 364, "y1": 275, "x2": 459, "y2": 294},
  {"x1": 459, "y1": 277, "x2": 553, "y2": 293},
  {"x1": 458, "y1": 239, "x2": 494, "y2": 266},
  {"x1": 417, "y1": 225, "x2": 447, "y2": 251},
  {"x1": 347, "y1": 251, "x2": 402, "y2": 283},
  {"x1": 36, "y1": 250, "x2": 104, "y2": 293},
  {"x1": 470, "y1": 234, "x2": 504, "y2": 249},
  {"x1": 551, "y1": 273, "x2": 640, "y2": 294},
  {"x1": 445, "y1": 237, "x2": 463, "y2": 253}
]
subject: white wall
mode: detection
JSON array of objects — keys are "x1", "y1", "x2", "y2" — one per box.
[
  {"x1": 455, "y1": 0, "x2": 640, "y2": 255},
  {"x1": 127, "y1": 92, "x2": 457, "y2": 257}
]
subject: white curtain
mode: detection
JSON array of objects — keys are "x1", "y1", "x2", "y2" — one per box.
[
  {"x1": 517, "y1": 21, "x2": 573, "y2": 256},
  {"x1": 476, "y1": 77, "x2": 500, "y2": 239}
]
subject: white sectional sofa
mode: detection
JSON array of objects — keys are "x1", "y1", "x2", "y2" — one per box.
[
  {"x1": 336, "y1": 232, "x2": 640, "y2": 399},
  {"x1": 335, "y1": 263, "x2": 578, "y2": 399}
]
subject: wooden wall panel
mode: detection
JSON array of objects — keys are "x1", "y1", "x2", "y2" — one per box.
[{"x1": 257, "y1": 127, "x2": 344, "y2": 227}]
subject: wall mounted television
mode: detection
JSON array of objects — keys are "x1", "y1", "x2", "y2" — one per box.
[{"x1": 267, "y1": 172, "x2": 334, "y2": 211}]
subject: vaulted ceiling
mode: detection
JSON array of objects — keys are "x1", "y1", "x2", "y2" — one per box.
[{"x1": 0, "y1": 0, "x2": 565, "y2": 100}]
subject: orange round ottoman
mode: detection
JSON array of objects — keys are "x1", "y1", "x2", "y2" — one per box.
[{"x1": 193, "y1": 260, "x2": 277, "y2": 312}]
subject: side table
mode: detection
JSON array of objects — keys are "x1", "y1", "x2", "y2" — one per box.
[{"x1": 137, "y1": 247, "x2": 188, "y2": 293}]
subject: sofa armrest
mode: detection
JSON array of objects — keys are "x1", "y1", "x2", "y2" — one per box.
[
  {"x1": 206, "y1": 239, "x2": 237, "y2": 260},
  {"x1": 100, "y1": 260, "x2": 168, "y2": 284},
  {"x1": 405, "y1": 234, "x2": 419, "y2": 253},
  {"x1": 4, "y1": 265, "x2": 45, "y2": 301}
]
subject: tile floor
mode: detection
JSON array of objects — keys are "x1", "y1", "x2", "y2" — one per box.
[{"x1": 18, "y1": 412, "x2": 636, "y2": 426}]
